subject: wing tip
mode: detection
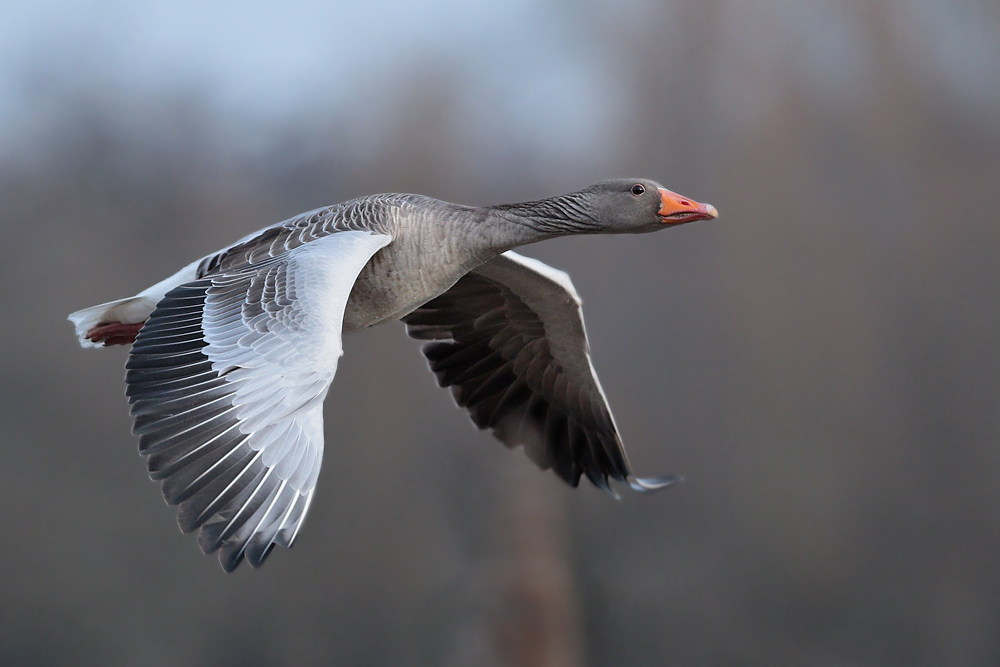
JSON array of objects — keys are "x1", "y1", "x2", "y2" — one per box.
[
  {"x1": 210, "y1": 488, "x2": 314, "y2": 573},
  {"x1": 627, "y1": 475, "x2": 683, "y2": 493}
]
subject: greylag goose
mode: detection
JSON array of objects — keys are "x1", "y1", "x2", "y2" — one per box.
[{"x1": 68, "y1": 179, "x2": 718, "y2": 571}]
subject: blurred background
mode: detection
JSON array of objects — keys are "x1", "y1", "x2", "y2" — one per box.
[{"x1": 1, "y1": 1, "x2": 999, "y2": 665}]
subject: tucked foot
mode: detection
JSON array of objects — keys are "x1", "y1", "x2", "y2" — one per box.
[{"x1": 86, "y1": 321, "x2": 145, "y2": 346}]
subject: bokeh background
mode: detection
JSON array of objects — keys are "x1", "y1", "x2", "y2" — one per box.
[{"x1": 1, "y1": 1, "x2": 999, "y2": 665}]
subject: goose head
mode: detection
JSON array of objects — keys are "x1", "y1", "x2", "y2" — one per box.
[
  {"x1": 488, "y1": 178, "x2": 718, "y2": 238},
  {"x1": 583, "y1": 179, "x2": 718, "y2": 234}
]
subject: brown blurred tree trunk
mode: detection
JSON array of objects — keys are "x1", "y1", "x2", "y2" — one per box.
[{"x1": 484, "y1": 462, "x2": 584, "y2": 667}]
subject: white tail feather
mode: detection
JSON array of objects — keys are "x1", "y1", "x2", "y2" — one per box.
[
  {"x1": 68, "y1": 296, "x2": 159, "y2": 348},
  {"x1": 67, "y1": 258, "x2": 203, "y2": 348}
]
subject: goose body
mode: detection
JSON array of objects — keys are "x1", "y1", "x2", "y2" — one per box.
[{"x1": 68, "y1": 179, "x2": 718, "y2": 571}]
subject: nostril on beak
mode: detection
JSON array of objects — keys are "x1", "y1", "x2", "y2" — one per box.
[{"x1": 679, "y1": 200, "x2": 691, "y2": 207}]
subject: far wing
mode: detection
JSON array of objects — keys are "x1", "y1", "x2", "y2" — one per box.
[
  {"x1": 403, "y1": 251, "x2": 677, "y2": 494},
  {"x1": 126, "y1": 230, "x2": 392, "y2": 571}
]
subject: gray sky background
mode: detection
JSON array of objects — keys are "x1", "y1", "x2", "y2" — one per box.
[
  {"x1": 3, "y1": 0, "x2": 997, "y2": 156},
  {"x1": 1, "y1": 0, "x2": 611, "y2": 155}
]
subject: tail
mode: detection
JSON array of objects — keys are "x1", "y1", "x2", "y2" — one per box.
[
  {"x1": 68, "y1": 258, "x2": 205, "y2": 348},
  {"x1": 68, "y1": 296, "x2": 158, "y2": 348}
]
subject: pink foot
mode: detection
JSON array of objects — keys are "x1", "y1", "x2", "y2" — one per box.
[{"x1": 86, "y1": 321, "x2": 146, "y2": 346}]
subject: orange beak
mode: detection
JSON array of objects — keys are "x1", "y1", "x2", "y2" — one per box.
[{"x1": 658, "y1": 188, "x2": 719, "y2": 225}]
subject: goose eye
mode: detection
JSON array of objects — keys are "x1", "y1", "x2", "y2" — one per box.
[{"x1": 630, "y1": 184, "x2": 645, "y2": 196}]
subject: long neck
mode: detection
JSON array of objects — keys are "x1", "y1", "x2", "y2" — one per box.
[
  {"x1": 484, "y1": 190, "x2": 601, "y2": 249},
  {"x1": 388, "y1": 191, "x2": 598, "y2": 274}
]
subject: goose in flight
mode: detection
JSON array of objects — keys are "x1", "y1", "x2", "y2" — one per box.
[{"x1": 68, "y1": 179, "x2": 718, "y2": 571}]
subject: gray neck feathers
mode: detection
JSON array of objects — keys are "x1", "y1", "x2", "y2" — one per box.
[
  {"x1": 487, "y1": 190, "x2": 601, "y2": 238},
  {"x1": 387, "y1": 191, "x2": 601, "y2": 267}
]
